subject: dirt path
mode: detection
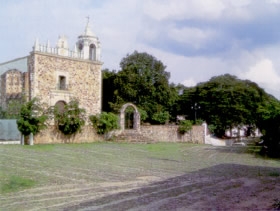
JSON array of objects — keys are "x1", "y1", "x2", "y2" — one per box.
[
  {"x1": 1, "y1": 143, "x2": 280, "y2": 210},
  {"x1": 64, "y1": 164, "x2": 280, "y2": 211}
]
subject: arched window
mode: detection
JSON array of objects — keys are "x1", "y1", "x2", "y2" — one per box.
[
  {"x1": 55, "y1": 101, "x2": 66, "y2": 114},
  {"x1": 89, "y1": 44, "x2": 96, "y2": 60}
]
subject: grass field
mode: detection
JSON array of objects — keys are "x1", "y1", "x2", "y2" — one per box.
[{"x1": 1, "y1": 142, "x2": 280, "y2": 210}]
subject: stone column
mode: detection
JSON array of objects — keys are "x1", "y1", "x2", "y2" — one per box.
[{"x1": 29, "y1": 133, "x2": 34, "y2": 146}]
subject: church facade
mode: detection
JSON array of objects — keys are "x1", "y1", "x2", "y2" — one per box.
[{"x1": 0, "y1": 21, "x2": 102, "y2": 117}]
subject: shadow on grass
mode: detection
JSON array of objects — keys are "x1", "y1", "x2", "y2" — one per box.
[
  {"x1": 205, "y1": 145, "x2": 266, "y2": 156},
  {"x1": 65, "y1": 164, "x2": 280, "y2": 211}
]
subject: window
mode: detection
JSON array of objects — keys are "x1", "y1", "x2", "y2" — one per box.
[
  {"x1": 59, "y1": 76, "x2": 66, "y2": 90},
  {"x1": 89, "y1": 44, "x2": 96, "y2": 60}
]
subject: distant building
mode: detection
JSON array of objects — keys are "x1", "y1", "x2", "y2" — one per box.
[{"x1": 0, "y1": 20, "x2": 102, "y2": 117}]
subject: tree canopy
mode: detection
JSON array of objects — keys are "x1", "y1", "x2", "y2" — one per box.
[
  {"x1": 104, "y1": 51, "x2": 178, "y2": 123},
  {"x1": 178, "y1": 74, "x2": 278, "y2": 137}
]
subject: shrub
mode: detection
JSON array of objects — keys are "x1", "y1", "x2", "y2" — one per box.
[
  {"x1": 194, "y1": 119, "x2": 204, "y2": 125},
  {"x1": 178, "y1": 120, "x2": 193, "y2": 134},
  {"x1": 152, "y1": 111, "x2": 170, "y2": 124},
  {"x1": 90, "y1": 112, "x2": 119, "y2": 135},
  {"x1": 138, "y1": 107, "x2": 148, "y2": 122},
  {"x1": 208, "y1": 124, "x2": 216, "y2": 134},
  {"x1": 17, "y1": 98, "x2": 48, "y2": 136},
  {"x1": 54, "y1": 99, "x2": 86, "y2": 135}
]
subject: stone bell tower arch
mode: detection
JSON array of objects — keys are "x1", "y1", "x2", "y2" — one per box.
[
  {"x1": 76, "y1": 17, "x2": 101, "y2": 61},
  {"x1": 120, "y1": 103, "x2": 140, "y2": 131}
]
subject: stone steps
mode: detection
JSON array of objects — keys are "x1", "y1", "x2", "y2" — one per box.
[{"x1": 115, "y1": 130, "x2": 155, "y2": 143}]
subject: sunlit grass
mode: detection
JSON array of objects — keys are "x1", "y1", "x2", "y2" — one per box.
[{"x1": 1, "y1": 175, "x2": 36, "y2": 194}]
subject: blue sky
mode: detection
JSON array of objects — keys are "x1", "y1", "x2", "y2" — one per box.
[{"x1": 1, "y1": 0, "x2": 280, "y2": 98}]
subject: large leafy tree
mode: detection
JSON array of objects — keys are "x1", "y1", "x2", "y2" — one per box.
[
  {"x1": 110, "y1": 51, "x2": 177, "y2": 123},
  {"x1": 102, "y1": 69, "x2": 117, "y2": 112},
  {"x1": 179, "y1": 74, "x2": 271, "y2": 137},
  {"x1": 255, "y1": 94, "x2": 280, "y2": 157}
]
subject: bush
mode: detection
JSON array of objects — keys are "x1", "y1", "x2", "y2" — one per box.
[
  {"x1": 152, "y1": 111, "x2": 170, "y2": 124},
  {"x1": 194, "y1": 119, "x2": 204, "y2": 125},
  {"x1": 90, "y1": 112, "x2": 119, "y2": 135},
  {"x1": 178, "y1": 120, "x2": 193, "y2": 134},
  {"x1": 17, "y1": 98, "x2": 48, "y2": 136},
  {"x1": 138, "y1": 107, "x2": 148, "y2": 122},
  {"x1": 54, "y1": 99, "x2": 86, "y2": 135}
]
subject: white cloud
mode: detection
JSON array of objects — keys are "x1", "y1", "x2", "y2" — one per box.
[
  {"x1": 240, "y1": 59, "x2": 280, "y2": 98},
  {"x1": 143, "y1": 0, "x2": 226, "y2": 21},
  {"x1": 182, "y1": 78, "x2": 197, "y2": 87},
  {"x1": 143, "y1": 0, "x2": 254, "y2": 22},
  {"x1": 267, "y1": 0, "x2": 280, "y2": 4},
  {"x1": 1, "y1": 0, "x2": 280, "y2": 100},
  {"x1": 168, "y1": 27, "x2": 219, "y2": 49}
]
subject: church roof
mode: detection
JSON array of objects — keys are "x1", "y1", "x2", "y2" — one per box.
[{"x1": 0, "y1": 56, "x2": 28, "y2": 75}]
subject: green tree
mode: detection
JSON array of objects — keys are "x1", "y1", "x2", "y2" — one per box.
[
  {"x1": 179, "y1": 74, "x2": 270, "y2": 137},
  {"x1": 102, "y1": 69, "x2": 117, "y2": 112},
  {"x1": 111, "y1": 51, "x2": 177, "y2": 123},
  {"x1": 54, "y1": 99, "x2": 86, "y2": 135},
  {"x1": 256, "y1": 95, "x2": 280, "y2": 157},
  {"x1": 89, "y1": 112, "x2": 119, "y2": 135},
  {"x1": 4, "y1": 100, "x2": 23, "y2": 119},
  {"x1": 17, "y1": 98, "x2": 48, "y2": 136}
]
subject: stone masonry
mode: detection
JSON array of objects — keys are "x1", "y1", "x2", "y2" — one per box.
[
  {"x1": 28, "y1": 52, "x2": 102, "y2": 116},
  {"x1": 0, "y1": 20, "x2": 102, "y2": 118}
]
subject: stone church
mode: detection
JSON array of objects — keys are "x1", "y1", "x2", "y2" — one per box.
[{"x1": 0, "y1": 21, "x2": 102, "y2": 117}]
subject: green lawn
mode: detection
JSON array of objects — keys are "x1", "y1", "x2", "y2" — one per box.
[{"x1": 0, "y1": 142, "x2": 279, "y2": 210}]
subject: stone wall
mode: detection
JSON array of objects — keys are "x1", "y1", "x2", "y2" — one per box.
[
  {"x1": 28, "y1": 52, "x2": 102, "y2": 117},
  {"x1": 33, "y1": 125, "x2": 103, "y2": 144},
  {"x1": 141, "y1": 125, "x2": 205, "y2": 144},
  {"x1": 32, "y1": 124, "x2": 205, "y2": 144}
]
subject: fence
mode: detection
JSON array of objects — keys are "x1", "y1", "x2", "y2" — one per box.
[{"x1": 0, "y1": 120, "x2": 21, "y2": 144}]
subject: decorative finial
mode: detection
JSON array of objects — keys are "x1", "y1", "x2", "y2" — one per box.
[
  {"x1": 84, "y1": 16, "x2": 94, "y2": 36},
  {"x1": 86, "y1": 16, "x2": 90, "y2": 26}
]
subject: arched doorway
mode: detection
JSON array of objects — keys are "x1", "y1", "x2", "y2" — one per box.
[
  {"x1": 120, "y1": 103, "x2": 140, "y2": 131},
  {"x1": 55, "y1": 100, "x2": 66, "y2": 114}
]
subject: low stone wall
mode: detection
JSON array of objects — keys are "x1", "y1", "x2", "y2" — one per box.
[
  {"x1": 141, "y1": 125, "x2": 205, "y2": 144},
  {"x1": 32, "y1": 124, "x2": 205, "y2": 144},
  {"x1": 33, "y1": 125, "x2": 103, "y2": 144}
]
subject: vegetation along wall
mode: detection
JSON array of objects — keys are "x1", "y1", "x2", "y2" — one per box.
[{"x1": 141, "y1": 125, "x2": 205, "y2": 144}]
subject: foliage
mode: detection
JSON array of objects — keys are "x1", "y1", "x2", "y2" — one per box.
[
  {"x1": 194, "y1": 119, "x2": 204, "y2": 125},
  {"x1": 17, "y1": 98, "x2": 48, "y2": 136},
  {"x1": 0, "y1": 99, "x2": 25, "y2": 119},
  {"x1": 102, "y1": 69, "x2": 117, "y2": 112},
  {"x1": 152, "y1": 111, "x2": 170, "y2": 124},
  {"x1": 208, "y1": 124, "x2": 217, "y2": 134},
  {"x1": 90, "y1": 112, "x2": 119, "y2": 135},
  {"x1": 1, "y1": 176, "x2": 36, "y2": 194},
  {"x1": 107, "y1": 51, "x2": 178, "y2": 122},
  {"x1": 178, "y1": 74, "x2": 271, "y2": 137},
  {"x1": 178, "y1": 120, "x2": 193, "y2": 134},
  {"x1": 54, "y1": 99, "x2": 86, "y2": 135},
  {"x1": 138, "y1": 107, "x2": 148, "y2": 122},
  {"x1": 256, "y1": 96, "x2": 280, "y2": 157},
  {"x1": 0, "y1": 107, "x2": 5, "y2": 118},
  {"x1": 4, "y1": 100, "x2": 23, "y2": 119}
]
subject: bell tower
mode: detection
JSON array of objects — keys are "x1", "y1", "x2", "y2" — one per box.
[{"x1": 76, "y1": 17, "x2": 101, "y2": 61}]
